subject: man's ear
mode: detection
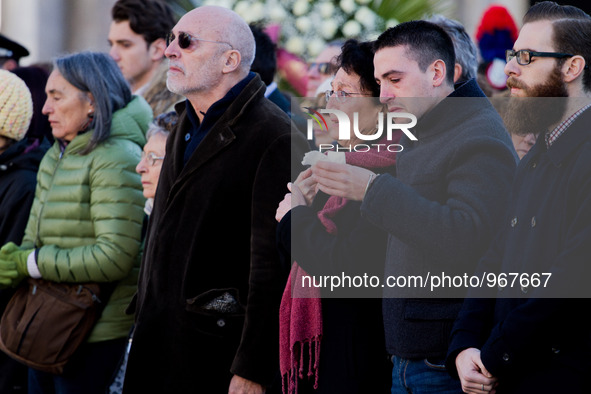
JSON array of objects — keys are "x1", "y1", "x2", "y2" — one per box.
[
  {"x1": 431, "y1": 59, "x2": 447, "y2": 87},
  {"x1": 221, "y1": 50, "x2": 241, "y2": 74},
  {"x1": 149, "y1": 38, "x2": 167, "y2": 61},
  {"x1": 563, "y1": 55, "x2": 586, "y2": 83},
  {"x1": 453, "y1": 63, "x2": 463, "y2": 83}
]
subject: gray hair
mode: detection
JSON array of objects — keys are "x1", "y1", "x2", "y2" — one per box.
[
  {"x1": 145, "y1": 111, "x2": 177, "y2": 141},
  {"x1": 227, "y1": 20, "x2": 255, "y2": 74},
  {"x1": 54, "y1": 51, "x2": 132, "y2": 154},
  {"x1": 428, "y1": 15, "x2": 478, "y2": 82}
]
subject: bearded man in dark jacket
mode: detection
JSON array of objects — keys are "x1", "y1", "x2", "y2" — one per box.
[
  {"x1": 123, "y1": 6, "x2": 307, "y2": 394},
  {"x1": 448, "y1": 3, "x2": 591, "y2": 393}
]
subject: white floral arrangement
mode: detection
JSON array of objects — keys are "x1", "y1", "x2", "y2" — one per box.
[{"x1": 200, "y1": 0, "x2": 398, "y2": 59}]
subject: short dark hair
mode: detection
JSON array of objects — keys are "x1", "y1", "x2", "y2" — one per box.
[
  {"x1": 523, "y1": 1, "x2": 591, "y2": 23},
  {"x1": 111, "y1": 0, "x2": 176, "y2": 45},
  {"x1": 336, "y1": 39, "x2": 380, "y2": 97},
  {"x1": 249, "y1": 24, "x2": 276, "y2": 86},
  {"x1": 374, "y1": 20, "x2": 456, "y2": 85}
]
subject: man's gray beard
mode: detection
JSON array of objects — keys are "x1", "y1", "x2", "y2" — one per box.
[{"x1": 166, "y1": 76, "x2": 184, "y2": 96}]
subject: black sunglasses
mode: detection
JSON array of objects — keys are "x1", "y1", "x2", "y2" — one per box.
[
  {"x1": 308, "y1": 62, "x2": 337, "y2": 74},
  {"x1": 166, "y1": 31, "x2": 233, "y2": 50}
]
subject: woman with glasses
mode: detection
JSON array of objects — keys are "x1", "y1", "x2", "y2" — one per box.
[
  {"x1": 108, "y1": 111, "x2": 177, "y2": 394},
  {"x1": 276, "y1": 39, "x2": 399, "y2": 393},
  {"x1": 135, "y1": 112, "x2": 176, "y2": 213},
  {"x1": 0, "y1": 52, "x2": 151, "y2": 394}
]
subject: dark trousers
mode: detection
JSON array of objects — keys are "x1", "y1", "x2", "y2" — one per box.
[{"x1": 28, "y1": 338, "x2": 126, "y2": 394}]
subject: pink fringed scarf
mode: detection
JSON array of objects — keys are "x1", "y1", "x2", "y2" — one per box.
[{"x1": 279, "y1": 135, "x2": 399, "y2": 393}]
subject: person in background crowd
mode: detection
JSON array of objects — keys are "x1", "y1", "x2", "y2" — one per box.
[
  {"x1": 277, "y1": 39, "x2": 395, "y2": 394},
  {"x1": 108, "y1": 111, "x2": 177, "y2": 394},
  {"x1": 0, "y1": 65, "x2": 53, "y2": 394},
  {"x1": 250, "y1": 24, "x2": 291, "y2": 115},
  {"x1": 308, "y1": 79, "x2": 334, "y2": 149},
  {"x1": 302, "y1": 43, "x2": 342, "y2": 149},
  {"x1": 510, "y1": 132, "x2": 536, "y2": 159},
  {"x1": 0, "y1": 35, "x2": 29, "y2": 71},
  {"x1": 311, "y1": 21, "x2": 516, "y2": 393},
  {"x1": 0, "y1": 52, "x2": 151, "y2": 394},
  {"x1": 12, "y1": 66, "x2": 54, "y2": 145},
  {"x1": 123, "y1": 6, "x2": 307, "y2": 394},
  {"x1": 448, "y1": 3, "x2": 591, "y2": 393},
  {"x1": 474, "y1": 5, "x2": 519, "y2": 97},
  {"x1": 0, "y1": 70, "x2": 41, "y2": 245},
  {"x1": 428, "y1": 15, "x2": 478, "y2": 84},
  {"x1": 0, "y1": 69, "x2": 39, "y2": 394},
  {"x1": 306, "y1": 41, "x2": 342, "y2": 98},
  {"x1": 109, "y1": 0, "x2": 182, "y2": 115},
  {"x1": 136, "y1": 111, "x2": 176, "y2": 214}
]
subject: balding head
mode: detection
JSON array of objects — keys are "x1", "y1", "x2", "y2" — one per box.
[{"x1": 182, "y1": 6, "x2": 255, "y2": 76}]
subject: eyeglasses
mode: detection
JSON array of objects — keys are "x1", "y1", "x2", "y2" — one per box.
[
  {"x1": 141, "y1": 152, "x2": 165, "y2": 166},
  {"x1": 505, "y1": 49, "x2": 573, "y2": 66},
  {"x1": 325, "y1": 90, "x2": 371, "y2": 103},
  {"x1": 308, "y1": 62, "x2": 337, "y2": 74},
  {"x1": 166, "y1": 31, "x2": 233, "y2": 50}
]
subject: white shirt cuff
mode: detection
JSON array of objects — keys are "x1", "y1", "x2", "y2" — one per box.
[{"x1": 27, "y1": 251, "x2": 42, "y2": 278}]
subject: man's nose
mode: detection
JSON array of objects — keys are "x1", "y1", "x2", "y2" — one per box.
[
  {"x1": 504, "y1": 56, "x2": 520, "y2": 77},
  {"x1": 109, "y1": 46, "x2": 120, "y2": 61},
  {"x1": 379, "y1": 86, "x2": 394, "y2": 104}
]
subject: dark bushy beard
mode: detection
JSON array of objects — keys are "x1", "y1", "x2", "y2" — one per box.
[{"x1": 503, "y1": 66, "x2": 568, "y2": 137}]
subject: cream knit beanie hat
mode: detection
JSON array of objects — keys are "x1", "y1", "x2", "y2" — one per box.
[{"x1": 0, "y1": 69, "x2": 33, "y2": 141}]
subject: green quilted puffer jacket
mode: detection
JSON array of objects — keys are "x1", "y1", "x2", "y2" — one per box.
[{"x1": 21, "y1": 95, "x2": 151, "y2": 343}]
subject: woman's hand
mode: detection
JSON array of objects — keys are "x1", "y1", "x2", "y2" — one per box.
[
  {"x1": 275, "y1": 177, "x2": 312, "y2": 223},
  {"x1": 293, "y1": 168, "x2": 318, "y2": 206},
  {"x1": 276, "y1": 188, "x2": 292, "y2": 223}
]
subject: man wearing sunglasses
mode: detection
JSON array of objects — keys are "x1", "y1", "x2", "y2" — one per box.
[
  {"x1": 123, "y1": 6, "x2": 306, "y2": 394},
  {"x1": 306, "y1": 41, "x2": 342, "y2": 97},
  {"x1": 448, "y1": 2, "x2": 591, "y2": 393}
]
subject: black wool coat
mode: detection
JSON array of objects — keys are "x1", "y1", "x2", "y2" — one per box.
[
  {"x1": 0, "y1": 138, "x2": 48, "y2": 245},
  {"x1": 0, "y1": 137, "x2": 48, "y2": 394},
  {"x1": 447, "y1": 108, "x2": 591, "y2": 393},
  {"x1": 124, "y1": 74, "x2": 308, "y2": 393}
]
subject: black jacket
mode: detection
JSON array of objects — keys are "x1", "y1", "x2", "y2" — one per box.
[
  {"x1": 0, "y1": 138, "x2": 48, "y2": 245},
  {"x1": 447, "y1": 108, "x2": 591, "y2": 392},
  {"x1": 125, "y1": 74, "x2": 307, "y2": 393},
  {"x1": 0, "y1": 137, "x2": 48, "y2": 394}
]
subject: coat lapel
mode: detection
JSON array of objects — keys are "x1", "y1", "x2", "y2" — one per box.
[{"x1": 166, "y1": 75, "x2": 266, "y2": 196}]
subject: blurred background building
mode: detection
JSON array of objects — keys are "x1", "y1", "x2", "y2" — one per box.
[
  {"x1": 0, "y1": 0, "x2": 521, "y2": 66},
  {"x1": 2, "y1": 0, "x2": 588, "y2": 83}
]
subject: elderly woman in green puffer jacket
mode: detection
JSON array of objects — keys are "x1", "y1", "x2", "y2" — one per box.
[{"x1": 0, "y1": 52, "x2": 151, "y2": 394}]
